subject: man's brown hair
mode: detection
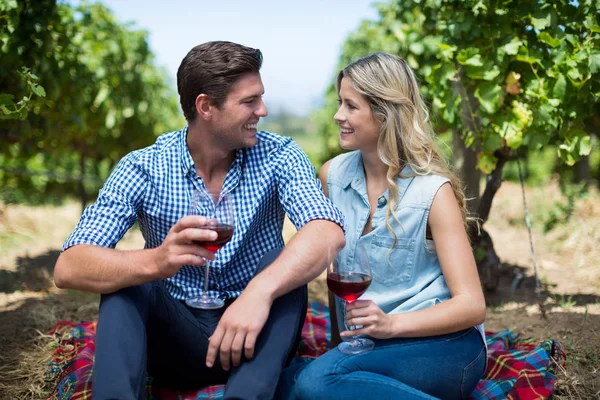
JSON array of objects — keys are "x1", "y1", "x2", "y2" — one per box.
[{"x1": 177, "y1": 41, "x2": 263, "y2": 121}]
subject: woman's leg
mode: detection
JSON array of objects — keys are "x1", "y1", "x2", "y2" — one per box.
[{"x1": 293, "y1": 327, "x2": 485, "y2": 400}]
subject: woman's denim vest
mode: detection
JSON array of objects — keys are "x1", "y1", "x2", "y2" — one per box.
[{"x1": 328, "y1": 151, "x2": 486, "y2": 348}]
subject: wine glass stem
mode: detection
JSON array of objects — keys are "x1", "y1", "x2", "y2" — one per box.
[
  {"x1": 344, "y1": 300, "x2": 356, "y2": 336},
  {"x1": 203, "y1": 259, "x2": 210, "y2": 296}
]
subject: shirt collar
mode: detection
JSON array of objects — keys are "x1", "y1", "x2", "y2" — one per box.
[
  {"x1": 179, "y1": 125, "x2": 246, "y2": 181},
  {"x1": 340, "y1": 151, "x2": 415, "y2": 193},
  {"x1": 179, "y1": 126, "x2": 195, "y2": 177},
  {"x1": 222, "y1": 149, "x2": 245, "y2": 193},
  {"x1": 339, "y1": 152, "x2": 365, "y2": 189}
]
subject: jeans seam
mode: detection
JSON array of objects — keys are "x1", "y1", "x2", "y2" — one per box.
[
  {"x1": 329, "y1": 334, "x2": 462, "y2": 373},
  {"x1": 349, "y1": 329, "x2": 472, "y2": 353},
  {"x1": 330, "y1": 343, "x2": 400, "y2": 375},
  {"x1": 329, "y1": 329, "x2": 480, "y2": 396},
  {"x1": 332, "y1": 370, "x2": 436, "y2": 399},
  {"x1": 460, "y1": 346, "x2": 486, "y2": 397},
  {"x1": 443, "y1": 328, "x2": 473, "y2": 343}
]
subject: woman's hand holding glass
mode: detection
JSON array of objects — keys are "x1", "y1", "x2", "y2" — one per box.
[
  {"x1": 327, "y1": 244, "x2": 375, "y2": 354},
  {"x1": 341, "y1": 300, "x2": 396, "y2": 340}
]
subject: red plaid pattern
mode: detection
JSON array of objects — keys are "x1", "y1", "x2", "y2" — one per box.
[{"x1": 46, "y1": 304, "x2": 563, "y2": 400}]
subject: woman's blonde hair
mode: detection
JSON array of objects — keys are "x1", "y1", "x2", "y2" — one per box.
[{"x1": 337, "y1": 52, "x2": 474, "y2": 237}]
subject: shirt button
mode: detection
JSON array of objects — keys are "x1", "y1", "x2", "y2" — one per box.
[
  {"x1": 377, "y1": 197, "x2": 387, "y2": 207},
  {"x1": 354, "y1": 178, "x2": 360, "y2": 184}
]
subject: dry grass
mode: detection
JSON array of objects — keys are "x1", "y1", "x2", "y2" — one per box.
[
  {"x1": 485, "y1": 180, "x2": 600, "y2": 399},
  {"x1": 0, "y1": 201, "x2": 146, "y2": 273},
  {"x1": 0, "y1": 202, "x2": 80, "y2": 273},
  {"x1": 545, "y1": 188, "x2": 600, "y2": 288},
  {"x1": 0, "y1": 331, "x2": 59, "y2": 399},
  {"x1": 487, "y1": 179, "x2": 600, "y2": 294},
  {"x1": 553, "y1": 344, "x2": 600, "y2": 399},
  {"x1": 0, "y1": 290, "x2": 99, "y2": 399}
]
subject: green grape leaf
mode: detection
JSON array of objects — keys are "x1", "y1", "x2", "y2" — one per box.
[
  {"x1": 483, "y1": 66, "x2": 501, "y2": 81},
  {"x1": 506, "y1": 130, "x2": 523, "y2": 149},
  {"x1": 0, "y1": 93, "x2": 15, "y2": 105},
  {"x1": 579, "y1": 135, "x2": 592, "y2": 156},
  {"x1": 457, "y1": 48, "x2": 484, "y2": 66},
  {"x1": 538, "y1": 32, "x2": 562, "y2": 48},
  {"x1": 475, "y1": 83, "x2": 502, "y2": 114},
  {"x1": 483, "y1": 134, "x2": 503, "y2": 153},
  {"x1": 31, "y1": 84, "x2": 46, "y2": 97},
  {"x1": 477, "y1": 152, "x2": 498, "y2": 174},
  {"x1": 503, "y1": 37, "x2": 522, "y2": 55},
  {"x1": 590, "y1": 50, "x2": 600, "y2": 74},
  {"x1": 531, "y1": 12, "x2": 551, "y2": 30},
  {"x1": 552, "y1": 75, "x2": 567, "y2": 99}
]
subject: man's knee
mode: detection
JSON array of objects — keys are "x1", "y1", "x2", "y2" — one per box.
[
  {"x1": 254, "y1": 247, "x2": 308, "y2": 309},
  {"x1": 99, "y1": 281, "x2": 156, "y2": 317},
  {"x1": 254, "y1": 248, "x2": 283, "y2": 275}
]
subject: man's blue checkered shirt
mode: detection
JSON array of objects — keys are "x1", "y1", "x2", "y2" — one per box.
[{"x1": 63, "y1": 127, "x2": 344, "y2": 300}]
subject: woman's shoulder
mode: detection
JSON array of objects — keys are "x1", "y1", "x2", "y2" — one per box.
[
  {"x1": 412, "y1": 172, "x2": 450, "y2": 186},
  {"x1": 402, "y1": 170, "x2": 451, "y2": 206}
]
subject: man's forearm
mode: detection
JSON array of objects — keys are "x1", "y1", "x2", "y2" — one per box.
[
  {"x1": 247, "y1": 220, "x2": 345, "y2": 301},
  {"x1": 54, "y1": 245, "x2": 161, "y2": 294}
]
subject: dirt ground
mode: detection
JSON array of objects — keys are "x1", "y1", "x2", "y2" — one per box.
[{"x1": 0, "y1": 180, "x2": 598, "y2": 399}]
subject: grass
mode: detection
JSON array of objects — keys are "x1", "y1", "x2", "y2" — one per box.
[
  {"x1": 559, "y1": 296, "x2": 577, "y2": 312},
  {"x1": 0, "y1": 289, "x2": 100, "y2": 399}
]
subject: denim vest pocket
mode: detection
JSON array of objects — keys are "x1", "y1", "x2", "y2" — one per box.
[{"x1": 369, "y1": 236, "x2": 416, "y2": 286}]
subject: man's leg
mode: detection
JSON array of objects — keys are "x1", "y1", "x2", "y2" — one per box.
[
  {"x1": 223, "y1": 248, "x2": 308, "y2": 400},
  {"x1": 93, "y1": 282, "x2": 154, "y2": 400},
  {"x1": 93, "y1": 281, "x2": 230, "y2": 400},
  {"x1": 145, "y1": 290, "x2": 230, "y2": 389}
]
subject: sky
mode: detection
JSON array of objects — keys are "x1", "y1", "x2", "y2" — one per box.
[{"x1": 69, "y1": 0, "x2": 381, "y2": 115}]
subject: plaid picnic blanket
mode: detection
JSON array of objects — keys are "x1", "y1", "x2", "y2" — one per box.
[{"x1": 46, "y1": 302, "x2": 564, "y2": 400}]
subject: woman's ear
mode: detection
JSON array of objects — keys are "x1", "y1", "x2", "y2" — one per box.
[{"x1": 195, "y1": 94, "x2": 212, "y2": 120}]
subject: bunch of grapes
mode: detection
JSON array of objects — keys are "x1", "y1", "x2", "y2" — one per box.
[{"x1": 511, "y1": 100, "x2": 532, "y2": 127}]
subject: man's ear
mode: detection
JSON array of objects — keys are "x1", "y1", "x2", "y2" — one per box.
[{"x1": 195, "y1": 94, "x2": 212, "y2": 120}]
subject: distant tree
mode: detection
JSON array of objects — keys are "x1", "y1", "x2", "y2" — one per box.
[
  {"x1": 0, "y1": 0, "x2": 52, "y2": 120},
  {"x1": 318, "y1": 0, "x2": 599, "y2": 290},
  {"x1": 0, "y1": 1, "x2": 183, "y2": 209}
]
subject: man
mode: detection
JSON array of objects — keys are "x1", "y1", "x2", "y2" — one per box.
[{"x1": 54, "y1": 41, "x2": 345, "y2": 400}]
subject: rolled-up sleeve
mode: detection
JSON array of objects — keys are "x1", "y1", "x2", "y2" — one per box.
[
  {"x1": 277, "y1": 142, "x2": 345, "y2": 232},
  {"x1": 63, "y1": 156, "x2": 148, "y2": 250}
]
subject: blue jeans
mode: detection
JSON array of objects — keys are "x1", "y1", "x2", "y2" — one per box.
[
  {"x1": 276, "y1": 327, "x2": 486, "y2": 400},
  {"x1": 92, "y1": 248, "x2": 308, "y2": 400}
]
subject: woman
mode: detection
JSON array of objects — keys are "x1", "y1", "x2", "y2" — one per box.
[{"x1": 277, "y1": 53, "x2": 487, "y2": 399}]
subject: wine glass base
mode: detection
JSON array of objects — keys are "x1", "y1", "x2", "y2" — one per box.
[
  {"x1": 185, "y1": 296, "x2": 225, "y2": 310},
  {"x1": 338, "y1": 338, "x2": 375, "y2": 354}
]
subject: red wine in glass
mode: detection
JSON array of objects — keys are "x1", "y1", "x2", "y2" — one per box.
[
  {"x1": 327, "y1": 272, "x2": 372, "y2": 303},
  {"x1": 328, "y1": 244, "x2": 375, "y2": 354},
  {"x1": 185, "y1": 189, "x2": 235, "y2": 310},
  {"x1": 194, "y1": 223, "x2": 234, "y2": 253}
]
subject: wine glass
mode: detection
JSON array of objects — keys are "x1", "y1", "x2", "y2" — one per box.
[
  {"x1": 327, "y1": 244, "x2": 375, "y2": 354},
  {"x1": 185, "y1": 189, "x2": 235, "y2": 310}
]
